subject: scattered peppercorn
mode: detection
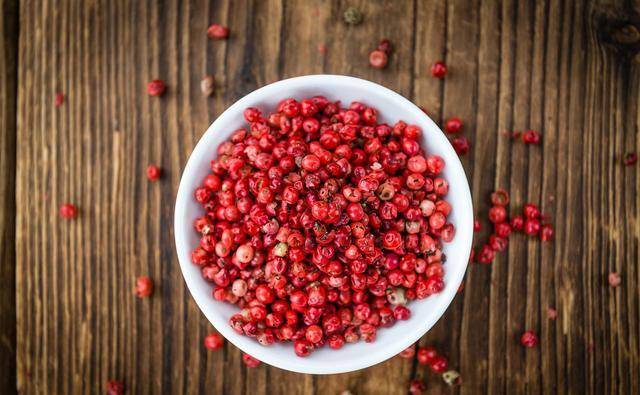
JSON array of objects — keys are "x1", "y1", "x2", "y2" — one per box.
[
  {"x1": 608, "y1": 272, "x2": 621, "y2": 287},
  {"x1": 204, "y1": 333, "x2": 224, "y2": 350},
  {"x1": 242, "y1": 353, "x2": 261, "y2": 367},
  {"x1": 444, "y1": 117, "x2": 462, "y2": 134},
  {"x1": 522, "y1": 130, "x2": 541, "y2": 144},
  {"x1": 431, "y1": 61, "x2": 447, "y2": 78},
  {"x1": 623, "y1": 152, "x2": 637, "y2": 166},
  {"x1": 147, "y1": 79, "x2": 166, "y2": 97},
  {"x1": 135, "y1": 276, "x2": 153, "y2": 298},
  {"x1": 409, "y1": 379, "x2": 425, "y2": 395},
  {"x1": 451, "y1": 136, "x2": 470, "y2": 155},
  {"x1": 377, "y1": 38, "x2": 393, "y2": 55},
  {"x1": 520, "y1": 330, "x2": 539, "y2": 347},
  {"x1": 200, "y1": 75, "x2": 215, "y2": 97},
  {"x1": 106, "y1": 380, "x2": 125, "y2": 395},
  {"x1": 146, "y1": 165, "x2": 162, "y2": 181},
  {"x1": 369, "y1": 49, "x2": 388, "y2": 69},
  {"x1": 59, "y1": 203, "x2": 78, "y2": 219},
  {"x1": 207, "y1": 23, "x2": 229, "y2": 39},
  {"x1": 398, "y1": 343, "x2": 416, "y2": 359},
  {"x1": 547, "y1": 307, "x2": 557, "y2": 320},
  {"x1": 54, "y1": 92, "x2": 65, "y2": 107},
  {"x1": 343, "y1": 7, "x2": 363, "y2": 25}
]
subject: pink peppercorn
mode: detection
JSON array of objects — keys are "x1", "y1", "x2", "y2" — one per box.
[
  {"x1": 398, "y1": 344, "x2": 416, "y2": 359},
  {"x1": 369, "y1": 50, "x2": 388, "y2": 69},
  {"x1": 520, "y1": 330, "x2": 539, "y2": 347},
  {"x1": 540, "y1": 224, "x2": 554, "y2": 241},
  {"x1": 451, "y1": 136, "x2": 470, "y2": 155},
  {"x1": 409, "y1": 379, "x2": 425, "y2": 395},
  {"x1": 444, "y1": 117, "x2": 463, "y2": 134},
  {"x1": 431, "y1": 61, "x2": 447, "y2": 78},
  {"x1": 146, "y1": 164, "x2": 161, "y2": 181},
  {"x1": 416, "y1": 346, "x2": 437, "y2": 365},
  {"x1": 522, "y1": 130, "x2": 541, "y2": 144},
  {"x1": 106, "y1": 380, "x2": 125, "y2": 395},
  {"x1": 242, "y1": 353, "x2": 261, "y2": 367},
  {"x1": 204, "y1": 333, "x2": 224, "y2": 350},
  {"x1": 207, "y1": 23, "x2": 229, "y2": 39},
  {"x1": 147, "y1": 79, "x2": 166, "y2": 96},
  {"x1": 429, "y1": 355, "x2": 449, "y2": 373},
  {"x1": 59, "y1": 203, "x2": 78, "y2": 219},
  {"x1": 623, "y1": 152, "x2": 637, "y2": 166},
  {"x1": 135, "y1": 276, "x2": 153, "y2": 298},
  {"x1": 608, "y1": 272, "x2": 621, "y2": 287},
  {"x1": 54, "y1": 92, "x2": 65, "y2": 107}
]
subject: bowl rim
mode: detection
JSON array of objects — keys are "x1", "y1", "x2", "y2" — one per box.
[{"x1": 174, "y1": 74, "x2": 473, "y2": 374}]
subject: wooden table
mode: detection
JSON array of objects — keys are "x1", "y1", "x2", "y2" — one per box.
[{"x1": 2, "y1": 0, "x2": 639, "y2": 393}]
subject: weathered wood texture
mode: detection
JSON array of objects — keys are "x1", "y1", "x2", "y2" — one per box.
[
  {"x1": 0, "y1": 0, "x2": 18, "y2": 394},
  {"x1": 12, "y1": 0, "x2": 640, "y2": 394}
]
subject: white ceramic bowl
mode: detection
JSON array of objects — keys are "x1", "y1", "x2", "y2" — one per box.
[{"x1": 174, "y1": 75, "x2": 473, "y2": 374}]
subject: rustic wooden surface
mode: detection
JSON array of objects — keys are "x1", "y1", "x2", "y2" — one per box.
[{"x1": 5, "y1": 0, "x2": 639, "y2": 394}]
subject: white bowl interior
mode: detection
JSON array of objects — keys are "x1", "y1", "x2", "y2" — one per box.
[{"x1": 174, "y1": 75, "x2": 473, "y2": 374}]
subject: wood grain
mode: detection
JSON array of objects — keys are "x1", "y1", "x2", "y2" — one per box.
[
  {"x1": 0, "y1": 0, "x2": 17, "y2": 393},
  {"x1": 10, "y1": 0, "x2": 640, "y2": 394}
]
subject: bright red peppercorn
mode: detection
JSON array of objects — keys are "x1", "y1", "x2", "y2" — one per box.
[
  {"x1": 490, "y1": 189, "x2": 510, "y2": 206},
  {"x1": 510, "y1": 215, "x2": 524, "y2": 231},
  {"x1": 409, "y1": 379, "x2": 425, "y2": 395},
  {"x1": 520, "y1": 330, "x2": 539, "y2": 347},
  {"x1": 207, "y1": 23, "x2": 229, "y2": 39},
  {"x1": 431, "y1": 61, "x2": 447, "y2": 78},
  {"x1": 147, "y1": 79, "x2": 166, "y2": 96},
  {"x1": 417, "y1": 346, "x2": 438, "y2": 365},
  {"x1": 477, "y1": 244, "x2": 494, "y2": 264},
  {"x1": 522, "y1": 130, "x2": 541, "y2": 144},
  {"x1": 523, "y1": 203, "x2": 541, "y2": 219},
  {"x1": 429, "y1": 355, "x2": 449, "y2": 373},
  {"x1": 59, "y1": 203, "x2": 78, "y2": 219},
  {"x1": 540, "y1": 224, "x2": 554, "y2": 241},
  {"x1": 377, "y1": 38, "x2": 393, "y2": 55},
  {"x1": 398, "y1": 344, "x2": 416, "y2": 359},
  {"x1": 369, "y1": 49, "x2": 388, "y2": 69},
  {"x1": 106, "y1": 380, "x2": 125, "y2": 395},
  {"x1": 473, "y1": 218, "x2": 481, "y2": 232},
  {"x1": 54, "y1": 92, "x2": 65, "y2": 107},
  {"x1": 204, "y1": 333, "x2": 224, "y2": 350},
  {"x1": 242, "y1": 353, "x2": 261, "y2": 367},
  {"x1": 488, "y1": 205, "x2": 507, "y2": 224},
  {"x1": 451, "y1": 136, "x2": 470, "y2": 155},
  {"x1": 135, "y1": 276, "x2": 153, "y2": 298},
  {"x1": 146, "y1": 164, "x2": 161, "y2": 181},
  {"x1": 524, "y1": 219, "x2": 541, "y2": 236},
  {"x1": 444, "y1": 117, "x2": 463, "y2": 134}
]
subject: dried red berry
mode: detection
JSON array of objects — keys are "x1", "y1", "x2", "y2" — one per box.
[
  {"x1": 429, "y1": 355, "x2": 448, "y2": 373},
  {"x1": 409, "y1": 379, "x2": 425, "y2": 395},
  {"x1": 106, "y1": 380, "x2": 125, "y2": 395},
  {"x1": 369, "y1": 50, "x2": 388, "y2": 69},
  {"x1": 623, "y1": 152, "x2": 637, "y2": 166},
  {"x1": 204, "y1": 333, "x2": 224, "y2": 350},
  {"x1": 522, "y1": 130, "x2": 541, "y2": 144},
  {"x1": 54, "y1": 92, "x2": 65, "y2": 107},
  {"x1": 490, "y1": 189, "x2": 509, "y2": 206},
  {"x1": 477, "y1": 244, "x2": 494, "y2": 264},
  {"x1": 207, "y1": 23, "x2": 229, "y2": 39},
  {"x1": 377, "y1": 39, "x2": 393, "y2": 55},
  {"x1": 201, "y1": 75, "x2": 215, "y2": 96},
  {"x1": 520, "y1": 330, "x2": 539, "y2": 347},
  {"x1": 540, "y1": 224, "x2": 554, "y2": 241},
  {"x1": 444, "y1": 117, "x2": 462, "y2": 134},
  {"x1": 135, "y1": 276, "x2": 153, "y2": 298},
  {"x1": 547, "y1": 307, "x2": 557, "y2": 320},
  {"x1": 398, "y1": 344, "x2": 416, "y2": 359},
  {"x1": 242, "y1": 353, "x2": 261, "y2": 367},
  {"x1": 451, "y1": 136, "x2": 470, "y2": 155},
  {"x1": 416, "y1": 346, "x2": 438, "y2": 365},
  {"x1": 431, "y1": 61, "x2": 447, "y2": 78},
  {"x1": 59, "y1": 203, "x2": 78, "y2": 219},
  {"x1": 146, "y1": 165, "x2": 161, "y2": 181},
  {"x1": 147, "y1": 79, "x2": 166, "y2": 97},
  {"x1": 608, "y1": 272, "x2": 621, "y2": 287}
]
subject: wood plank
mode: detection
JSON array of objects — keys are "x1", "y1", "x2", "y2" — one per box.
[
  {"x1": 0, "y1": 0, "x2": 18, "y2": 394},
  {"x1": 12, "y1": 0, "x2": 640, "y2": 394}
]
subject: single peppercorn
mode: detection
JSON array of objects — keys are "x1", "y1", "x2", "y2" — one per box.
[
  {"x1": 522, "y1": 129, "x2": 541, "y2": 144},
  {"x1": 207, "y1": 23, "x2": 229, "y2": 39},
  {"x1": 369, "y1": 50, "x2": 388, "y2": 69},
  {"x1": 242, "y1": 353, "x2": 261, "y2": 367},
  {"x1": 106, "y1": 380, "x2": 125, "y2": 395},
  {"x1": 623, "y1": 152, "x2": 637, "y2": 166},
  {"x1": 135, "y1": 276, "x2": 153, "y2": 298},
  {"x1": 431, "y1": 61, "x2": 447, "y2": 78},
  {"x1": 444, "y1": 117, "x2": 463, "y2": 134},
  {"x1": 520, "y1": 330, "x2": 539, "y2": 347},
  {"x1": 377, "y1": 39, "x2": 393, "y2": 55},
  {"x1": 204, "y1": 332, "x2": 224, "y2": 350},
  {"x1": 608, "y1": 272, "x2": 621, "y2": 287},
  {"x1": 201, "y1": 75, "x2": 215, "y2": 96},
  {"x1": 398, "y1": 343, "x2": 416, "y2": 359},
  {"x1": 146, "y1": 164, "x2": 161, "y2": 181},
  {"x1": 451, "y1": 136, "x2": 470, "y2": 155},
  {"x1": 147, "y1": 79, "x2": 166, "y2": 97},
  {"x1": 54, "y1": 92, "x2": 65, "y2": 107},
  {"x1": 540, "y1": 224, "x2": 554, "y2": 241},
  {"x1": 59, "y1": 203, "x2": 78, "y2": 219},
  {"x1": 343, "y1": 7, "x2": 363, "y2": 25},
  {"x1": 409, "y1": 379, "x2": 425, "y2": 395}
]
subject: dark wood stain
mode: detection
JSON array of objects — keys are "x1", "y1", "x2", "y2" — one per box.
[{"x1": 4, "y1": 0, "x2": 639, "y2": 394}]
